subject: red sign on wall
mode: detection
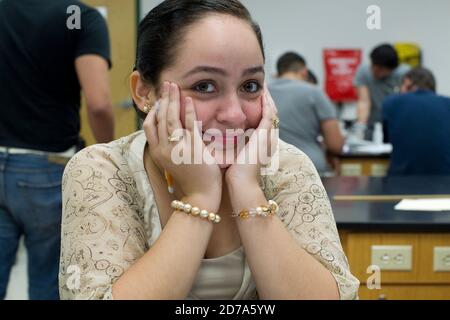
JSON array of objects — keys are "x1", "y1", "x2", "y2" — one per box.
[{"x1": 323, "y1": 49, "x2": 362, "y2": 102}]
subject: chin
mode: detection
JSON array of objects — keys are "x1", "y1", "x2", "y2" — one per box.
[{"x1": 219, "y1": 163, "x2": 232, "y2": 170}]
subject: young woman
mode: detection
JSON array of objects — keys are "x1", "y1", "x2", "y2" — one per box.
[{"x1": 59, "y1": 0, "x2": 359, "y2": 300}]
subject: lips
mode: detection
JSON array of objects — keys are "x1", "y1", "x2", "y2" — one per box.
[
  {"x1": 203, "y1": 132, "x2": 243, "y2": 146},
  {"x1": 220, "y1": 136, "x2": 238, "y2": 145}
]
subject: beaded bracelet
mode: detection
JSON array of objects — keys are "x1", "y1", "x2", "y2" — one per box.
[
  {"x1": 231, "y1": 200, "x2": 279, "y2": 219},
  {"x1": 171, "y1": 200, "x2": 222, "y2": 224}
]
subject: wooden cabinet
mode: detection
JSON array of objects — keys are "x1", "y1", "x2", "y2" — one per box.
[
  {"x1": 339, "y1": 231, "x2": 450, "y2": 299},
  {"x1": 339, "y1": 158, "x2": 390, "y2": 177},
  {"x1": 80, "y1": 0, "x2": 138, "y2": 146},
  {"x1": 359, "y1": 285, "x2": 450, "y2": 300}
]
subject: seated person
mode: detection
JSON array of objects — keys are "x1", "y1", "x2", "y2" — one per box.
[
  {"x1": 58, "y1": 0, "x2": 359, "y2": 300},
  {"x1": 268, "y1": 52, "x2": 344, "y2": 175},
  {"x1": 383, "y1": 67, "x2": 450, "y2": 175}
]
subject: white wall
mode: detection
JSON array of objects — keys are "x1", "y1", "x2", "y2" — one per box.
[{"x1": 140, "y1": 0, "x2": 450, "y2": 96}]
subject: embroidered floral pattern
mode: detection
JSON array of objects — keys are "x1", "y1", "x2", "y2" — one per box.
[{"x1": 59, "y1": 132, "x2": 359, "y2": 300}]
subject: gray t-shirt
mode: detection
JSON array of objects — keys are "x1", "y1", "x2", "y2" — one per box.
[
  {"x1": 353, "y1": 64, "x2": 410, "y2": 137},
  {"x1": 268, "y1": 78, "x2": 337, "y2": 174}
]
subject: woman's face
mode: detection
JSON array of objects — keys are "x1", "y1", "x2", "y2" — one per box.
[{"x1": 157, "y1": 14, "x2": 265, "y2": 168}]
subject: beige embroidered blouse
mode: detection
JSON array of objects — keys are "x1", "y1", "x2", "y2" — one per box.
[{"x1": 59, "y1": 130, "x2": 359, "y2": 300}]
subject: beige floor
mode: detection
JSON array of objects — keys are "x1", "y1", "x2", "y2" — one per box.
[{"x1": 5, "y1": 238, "x2": 28, "y2": 300}]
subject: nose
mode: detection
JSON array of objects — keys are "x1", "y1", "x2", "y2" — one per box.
[{"x1": 216, "y1": 94, "x2": 246, "y2": 125}]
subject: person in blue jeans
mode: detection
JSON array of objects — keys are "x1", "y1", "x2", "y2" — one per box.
[
  {"x1": 0, "y1": 152, "x2": 66, "y2": 299},
  {"x1": 0, "y1": 0, "x2": 114, "y2": 299}
]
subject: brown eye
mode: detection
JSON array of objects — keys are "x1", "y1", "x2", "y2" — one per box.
[
  {"x1": 242, "y1": 81, "x2": 261, "y2": 94},
  {"x1": 193, "y1": 81, "x2": 216, "y2": 93}
]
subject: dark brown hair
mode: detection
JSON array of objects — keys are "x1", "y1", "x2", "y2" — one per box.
[
  {"x1": 276, "y1": 52, "x2": 306, "y2": 76},
  {"x1": 133, "y1": 0, "x2": 265, "y2": 119},
  {"x1": 370, "y1": 44, "x2": 399, "y2": 70}
]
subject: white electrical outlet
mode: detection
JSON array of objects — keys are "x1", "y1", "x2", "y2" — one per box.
[
  {"x1": 371, "y1": 245, "x2": 413, "y2": 271},
  {"x1": 433, "y1": 247, "x2": 450, "y2": 272},
  {"x1": 341, "y1": 164, "x2": 362, "y2": 176},
  {"x1": 371, "y1": 164, "x2": 388, "y2": 177}
]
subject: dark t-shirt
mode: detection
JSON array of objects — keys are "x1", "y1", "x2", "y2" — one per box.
[
  {"x1": 0, "y1": 0, "x2": 111, "y2": 152},
  {"x1": 383, "y1": 90, "x2": 450, "y2": 175},
  {"x1": 353, "y1": 64, "x2": 410, "y2": 139}
]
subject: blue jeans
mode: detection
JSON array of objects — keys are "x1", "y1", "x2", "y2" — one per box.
[{"x1": 0, "y1": 151, "x2": 65, "y2": 300}]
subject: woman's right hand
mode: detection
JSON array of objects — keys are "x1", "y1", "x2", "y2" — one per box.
[{"x1": 143, "y1": 82, "x2": 222, "y2": 212}]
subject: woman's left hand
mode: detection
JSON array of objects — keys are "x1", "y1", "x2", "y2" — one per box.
[{"x1": 225, "y1": 85, "x2": 279, "y2": 188}]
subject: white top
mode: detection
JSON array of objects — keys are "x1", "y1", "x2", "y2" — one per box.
[{"x1": 188, "y1": 247, "x2": 257, "y2": 300}]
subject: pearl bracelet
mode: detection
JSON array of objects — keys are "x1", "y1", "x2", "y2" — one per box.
[
  {"x1": 171, "y1": 200, "x2": 222, "y2": 224},
  {"x1": 231, "y1": 200, "x2": 279, "y2": 219}
]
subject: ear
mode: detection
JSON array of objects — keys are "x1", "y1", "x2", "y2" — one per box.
[
  {"x1": 130, "y1": 71, "x2": 157, "y2": 112},
  {"x1": 300, "y1": 67, "x2": 309, "y2": 81}
]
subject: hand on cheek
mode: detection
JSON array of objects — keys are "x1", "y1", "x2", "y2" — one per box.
[
  {"x1": 158, "y1": 82, "x2": 187, "y2": 128},
  {"x1": 248, "y1": 95, "x2": 264, "y2": 129},
  {"x1": 179, "y1": 93, "x2": 187, "y2": 128},
  {"x1": 257, "y1": 95, "x2": 264, "y2": 124}
]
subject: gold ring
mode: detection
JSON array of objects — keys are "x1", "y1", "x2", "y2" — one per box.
[
  {"x1": 272, "y1": 116, "x2": 280, "y2": 129},
  {"x1": 168, "y1": 134, "x2": 183, "y2": 143}
]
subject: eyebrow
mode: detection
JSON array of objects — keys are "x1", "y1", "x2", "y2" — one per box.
[{"x1": 182, "y1": 65, "x2": 265, "y2": 79}]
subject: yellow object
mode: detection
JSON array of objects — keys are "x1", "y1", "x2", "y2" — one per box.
[
  {"x1": 168, "y1": 134, "x2": 183, "y2": 143},
  {"x1": 165, "y1": 170, "x2": 175, "y2": 194},
  {"x1": 232, "y1": 200, "x2": 279, "y2": 219},
  {"x1": 394, "y1": 43, "x2": 422, "y2": 67},
  {"x1": 80, "y1": 0, "x2": 138, "y2": 146}
]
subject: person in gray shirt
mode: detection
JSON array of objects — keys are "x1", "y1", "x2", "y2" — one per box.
[
  {"x1": 353, "y1": 44, "x2": 410, "y2": 139},
  {"x1": 269, "y1": 52, "x2": 344, "y2": 174}
]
